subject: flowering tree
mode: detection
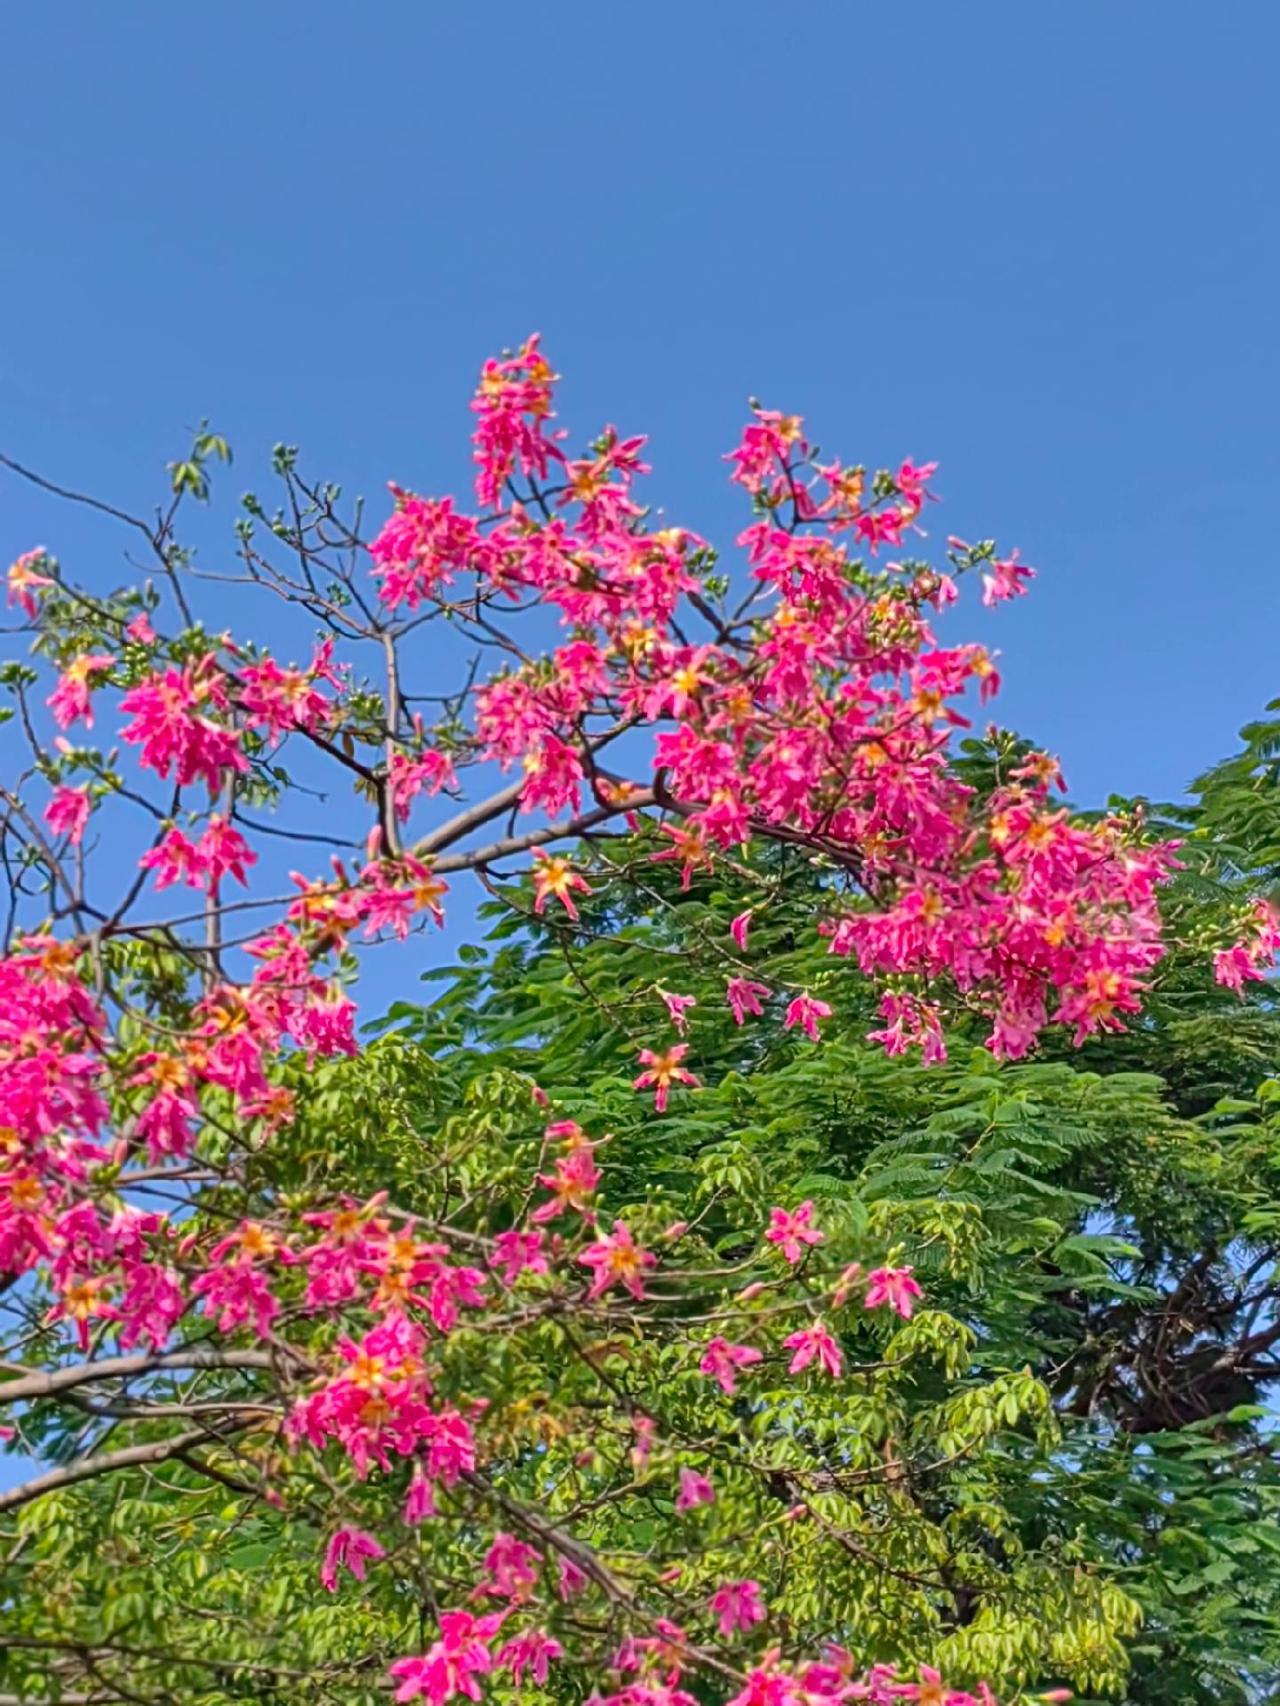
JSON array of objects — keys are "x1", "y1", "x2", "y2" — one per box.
[{"x1": 1, "y1": 342, "x2": 1273, "y2": 1704}]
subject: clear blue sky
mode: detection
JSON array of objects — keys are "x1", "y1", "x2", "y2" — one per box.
[{"x1": 3, "y1": 5, "x2": 1278, "y2": 812}]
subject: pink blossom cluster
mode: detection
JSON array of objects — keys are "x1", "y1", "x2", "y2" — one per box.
[
  {"x1": 359, "y1": 346, "x2": 1182, "y2": 1072},
  {"x1": 1214, "y1": 899, "x2": 1280, "y2": 993}
]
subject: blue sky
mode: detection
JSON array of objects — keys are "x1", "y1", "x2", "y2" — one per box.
[{"x1": 4, "y1": 4, "x2": 1278, "y2": 816}]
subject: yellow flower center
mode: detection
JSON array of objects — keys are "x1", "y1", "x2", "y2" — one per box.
[{"x1": 10, "y1": 1177, "x2": 43, "y2": 1211}]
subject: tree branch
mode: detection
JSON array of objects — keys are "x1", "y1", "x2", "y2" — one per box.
[
  {"x1": 0, "y1": 1348, "x2": 275, "y2": 1406},
  {"x1": 433, "y1": 792, "x2": 656, "y2": 875},
  {"x1": 0, "y1": 1424, "x2": 250, "y2": 1515}
]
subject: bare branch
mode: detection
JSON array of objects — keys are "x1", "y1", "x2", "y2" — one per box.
[
  {"x1": 0, "y1": 1347, "x2": 275, "y2": 1406},
  {"x1": 0, "y1": 1423, "x2": 250, "y2": 1515}
]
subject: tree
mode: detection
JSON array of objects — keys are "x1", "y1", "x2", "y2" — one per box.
[{"x1": 0, "y1": 342, "x2": 1272, "y2": 1705}]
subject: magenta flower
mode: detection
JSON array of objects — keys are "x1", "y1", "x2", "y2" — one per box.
[
  {"x1": 531, "y1": 848, "x2": 592, "y2": 920},
  {"x1": 496, "y1": 1629, "x2": 563, "y2": 1687},
  {"x1": 44, "y1": 785, "x2": 91, "y2": 846},
  {"x1": 675, "y1": 1466, "x2": 715, "y2": 1512},
  {"x1": 633, "y1": 1042, "x2": 700, "y2": 1113},
  {"x1": 578, "y1": 1220, "x2": 656, "y2": 1301},
  {"x1": 699, "y1": 1336, "x2": 764, "y2": 1396},
  {"x1": 198, "y1": 815, "x2": 257, "y2": 889},
  {"x1": 531, "y1": 1142, "x2": 601, "y2": 1223},
  {"x1": 709, "y1": 1578, "x2": 767, "y2": 1636},
  {"x1": 630, "y1": 1414, "x2": 656, "y2": 1469},
  {"x1": 765, "y1": 1200, "x2": 824, "y2": 1264},
  {"x1": 556, "y1": 1556, "x2": 588, "y2": 1601},
  {"x1": 140, "y1": 827, "x2": 205, "y2": 891},
  {"x1": 489, "y1": 1228, "x2": 548, "y2": 1286},
  {"x1": 783, "y1": 993, "x2": 833, "y2": 1042},
  {"x1": 864, "y1": 1265, "x2": 923, "y2": 1319},
  {"x1": 784, "y1": 1320, "x2": 843, "y2": 1378},
  {"x1": 660, "y1": 989, "x2": 698, "y2": 1034},
  {"x1": 320, "y1": 1525, "x2": 385, "y2": 1592},
  {"x1": 8, "y1": 547, "x2": 53, "y2": 616},
  {"x1": 388, "y1": 1609, "x2": 506, "y2": 1704},
  {"x1": 1213, "y1": 901, "x2": 1280, "y2": 994},
  {"x1": 47, "y1": 653, "x2": 114, "y2": 730},
  {"x1": 480, "y1": 1531, "x2": 540, "y2": 1601},
  {"x1": 981, "y1": 548, "x2": 1035, "y2": 607},
  {"x1": 119, "y1": 659, "x2": 247, "y2": 792},
  {"x1": 726, "y1": 976, "x2": 771, "y2": 1025},
  {"x1": 403, "y1": 1471, "x2": 436, "y2": 1527}
]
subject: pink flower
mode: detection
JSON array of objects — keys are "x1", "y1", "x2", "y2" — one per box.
[
  {"x1": 726, "y1": 407, "x2": 807, "y2": 494},
  {"x1": 868, "y1": 991, "x2": 947, "y2": 1064},
  {"x1": 784, "y1": 1320, "x2": 843, "y2": 1378},
  {"x1": 699, "y1": 1336, "x2": 763, "y2": 1396},
  {"x1": 630, "y1": 1414, "x2": 656, "y2": 1469},
  {"x1": 579, "y1": 1220, "x2": 657, "y2": 1301},
  {"x1": 633, "y1": 1043, "x2": 700, "y2": 1113},
  {"x1": 132, "y1": 1071, "x2": 198, "y2": 1163},
  {"x1": 116, "y1": 1258, "x2": 186, "y2": 1350},
  {"x1": 119, "y1": 659, "x2": 246, "y2": 792},
  {"x1": 489, "y1": 1228, "x2": 547, "y2": 1286},
  {"x1": 1214, "y1": 943, "x2": 1256, "y2": 992},
  {"x1": 1213, "y1": 901, "x2": 1280, "y2": 993},
  {"x1": 531, "y1": 1142, "x2": 601, "y2": 1223},
  {"x1": 140, "y1": 818, "x2": 254, "y2": 894},
  {"x1": 730, "y1": 909, "x2": 752, "y2": 952},
  {"x1": 480, "y1": 1531, "x2": 540, "y2": 1601},
  {"x1": 530, "y1": 850, "x2": 591, "y2": 920},
  {"x1": 518, "y1": 733, "x2": 583, "y2": 817},
  {"x1": 44, "y1": 785, "x2": 91, "y2": 846},
  {"x1": 470, "y1": 334, "x2": 563, "y2": 509},
  {"x1": 895, "y1": 458, "x2": 939, "y2": 514},
  {"x1": 47, "y1": 654, "x2": 114, "y2": 730},
  {"x1": 370, "y1": 490, "x2": 481, "y2": 610},
  {"x1": 47, "y1": 1276, "x2": 120, "y2": 1351},
  {"x1": 140, "y1": 827, "x2": 205, "y2": 891},
  {"x1": 238, "y1": 645, "x2": 338, "y2": 741},
  {"x1": 388, "y1": 1609, "x2": 506, "y2": 1704},
  {"x1": 783, "y1": 993, "x2": 832, "y2": 1042},
  {"x1": 199, "y1": 816, "x2": 256, "y2": 889},
  {"x1": 726, "y1": 977, "x2": 770, "y2": 1025},
  {"x1": 709, "y1": 1578, "x2": 766, "y2": 1636},
  {"x1": 660, "y1": 989, "x2": 697, "y2": 1034},
  {"x1": 981, "y1": 548, "x2": 1035, "y2": 606},
  {"x1": 320, "y1": 1525, "x2": 385, "y2": 1592},
  {"x1": 296, "y1": 988, "x2": 358, "y2": 1059},
  {"x1": 652, "y1": 821, "x2": 714, "y2": 890},
  {"x1": 727, "y1": 1667, "x2": 803, "y2": 1706},
  {"x1": 765, "y1": 1201, "x2": 823, "y2": 1264},
  {"x1": 496, "y1": 1629, "x2": 563, "y2": 1687},
  {"x1": 864, "y1": 1265, "x2": 923, "y2": 1319},
  {"x1": 389, "y1": 749, "x2": 458, "y2": 821},
  {"x1": 894, "y1": 1663, "x2": 996, "y2": 1705},
  {"x1": 403, "y1": 1470, "x2": 436, "y2": 1526},
  {"x1": 7, "y1": 548, "x2": 53, "y2": 617},
  {"x1": 191, "y1": 1262, "x2": 279, "y2": 1338},
  {"x1": 675, "y1": 1466, "x2": 715, "y2": 1512}
]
